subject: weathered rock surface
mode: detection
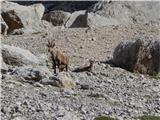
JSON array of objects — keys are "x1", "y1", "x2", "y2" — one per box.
[
  {"x1": 1, "y1": 1, "x2": 45, "y2": 33},
  {"x1": 1, "y1": 59, "x2": 8, "y2": 74},
  {"x1": 4, "y1": 65, "x2": 75, "y2": 88},
  {"x1": 11, "y1": 66, "x2": 52, "y2": 81},
  {"x1": 87, "y1": 1, "x2": 108, "y2": 13},
  {"x1": 2, "y1": 1, "x2": 160, "y2": 31},
  {"x1": 43, "y1": 10, "x2": 71, "y2": 26},
  {"x1": 113, "y1": 39, "x2": 160, "y2": 75},
  {"x1": 65, "y1": 10, "x2": 87, "y2": 28},
  {"x1": 1, "y1": 15, "x2": 8, "y2": 35},
  {"x1": 1, "y1": 44, "x2": 40, "y2": 66},
  {"x1": 87, "y1": 12, "x2": 117, "y2": 27},
  {"x1": 9, "y1": 28, "x2": 24, "y2": 35},
  {"x1": 87, "y1": 1, "x2": 160, "y2": 27},
  {"x1": 51, "y1": 72, "x2": 76, "y2": 88}
]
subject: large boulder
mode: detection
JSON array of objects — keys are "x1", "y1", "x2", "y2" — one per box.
[
  {"x1": 87, "y1": 12, "x2": 118, "y2": 28},
  {"x1": 1, "y1": 44, "x2": 41, "y2": 66},
  {"x1": 41, "y1": 72, "x2": 76, "y2": 88},
  {"x1": 42, "y1": 10, "x2": 71, "y2": 26},
  {"x1": 87, "y1": 1, "x2": 160, "y2": 27},
  {"x1": 1, "y1": 1, "x2": 45, "y2": 33},
  {"x1": 54, "y1": 72, "x2": 76, "y2": 88},
  {"x1": 65, "y1": 10, "x2": 87, "y2": 28},
  {"x1": 12, "y1": 66, "x2": 52, "y2": 81},
  {"x1": 113, "y1": 39, "x2": 160, "y2": 75}
]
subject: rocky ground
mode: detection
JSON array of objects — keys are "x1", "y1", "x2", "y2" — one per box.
[
  {"x1": 2, "y1": 25, "x2": 160, "y2": 65},
  {"x1": 1, "y1": 25, "x2": 160, "y2": 120}
]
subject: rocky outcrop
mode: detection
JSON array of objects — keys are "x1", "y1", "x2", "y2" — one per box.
[
  {"x1": 65, "y1": 10, "x2": 87, "y2": 28},
  {"x1": 87, "y1": 1, "x2": 160, "y2": 27},
  {"x1": 1, "y1": 44, "x2": 41, "y2": 66},
  {"x1": 2, "y1": 1, "x2": 159, "y2": 31},
  {"x1": 12, "y1": 66, "x2": 52, "y2": 81},
  {"x1": 54, "y1": 72, "x2": 76, "y2": 88},
  {"x1": 113, "y1": 39, "x2": 160, "y2": 75},
  {"x1": 43, "y1": 10, "x2": 71, "y2": 26},
  {"x1": 41, "y1": 72, "x2": 76, "y2": 88},
  {"x1": 1, "y1": 1, "x2": 45, "y2": 33},
  {"x1": 45, "y1": 1, "x2": 160, "y2": 28}
]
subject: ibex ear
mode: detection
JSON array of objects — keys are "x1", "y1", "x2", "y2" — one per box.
[
  {"x1": 52, "y1": 43, "x2": 55, "y2": 47},
  {"x1": 51, "y1": 41, "x2": 55, "y2": 48}
]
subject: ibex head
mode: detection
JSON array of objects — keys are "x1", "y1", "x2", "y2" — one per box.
[
  {"x1": 47, "y1": 40, "x2": 55, "y2": 52},
  {"x1": 89, "y1": 59, "x2": 94, "y2": 64}
]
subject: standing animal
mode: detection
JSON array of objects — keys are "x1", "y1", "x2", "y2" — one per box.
[
  {"x1": 47, "y1": 40, "x2": 69, "y2": 74},
  {"x1": 72, "y1": 59, "x2": 94, "y2": 72}
]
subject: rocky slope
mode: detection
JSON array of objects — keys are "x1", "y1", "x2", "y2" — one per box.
[
  {"x1": 1, "y1": 25, "x2": 160, "y2": 120},
  {"x1": 1, "y1": 1, "x2": 160, "y2": 120}
]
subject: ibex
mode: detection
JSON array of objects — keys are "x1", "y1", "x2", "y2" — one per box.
[
  {"x1": 72, "y1": 59, "x2": 94, "y2": 72},
  {"x1": 47, "y1": 40, "x2": 69, "y2": 74}
]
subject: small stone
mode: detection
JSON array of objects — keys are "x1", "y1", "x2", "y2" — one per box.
[
  {"x1": 34, "y1": 82, "x2": 44, "y2": 87},
  {"x1": 80, "y1": 84, "x2": 90, "y2": 90},
  {"x1": 12, "y1": 116, "x2": 27, "y2": 120},
  {"x1": 91, "y1": 37, "x2": 96, "y2": 41}
]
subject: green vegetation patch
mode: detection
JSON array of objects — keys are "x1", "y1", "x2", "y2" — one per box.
[
  {"x1": 32, "y1": 32, "x2": 47, "y2": 38},
  {"x1": 94, "y1": 116, "x2": 116, "y2": 120},
  {"x1": 136, "y1": 115, "x2": 160, "y2": 120},
  {"x1": 151, "y1": 75, "x2": 160, "y2": 80}
]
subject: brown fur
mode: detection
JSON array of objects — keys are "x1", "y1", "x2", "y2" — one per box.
[{"x1": 47, "y1": 40, "x2": 69, "y2": 74}]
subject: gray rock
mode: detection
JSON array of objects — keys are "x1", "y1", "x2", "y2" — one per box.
[
  {"x1": 113, "y1": 39, "x2": 160, "y2": 75},
  {"x1": 80, "y1": 84, "x2": 90, "y2": 90},
  {"x1": 1, "y1": 44, "x2": 40, "y2": 66},
  {"x1": 43, "y1": 10, "x2": 71, "y2": 26},
  {"x1": 87, "y1": 1, "x2": 108, "y2": 13},
  {"x1": 87, "y1": 1, "x2": 160, "y2": 27},
  {"x1": 37, "y1": 54, "x2": 50, "y2": 66},
  {"x1": 1, "y1": 107, "x2": 10, "y2": 115},
  {"x1": 40, "y1": 78, "x2": 55, "y2": 86},
  {"x1": 40, "y1": 20, "x2": 53, "y2": 30},
  {"x1": 61, "y1": 88, "x2": 75, "y2": 95},
  {"x1": 65, "y1": 10, "x2": 87, "y2": 28},
  {"x1": 9, "y1": 28, "x2": 24, "y2": 35},
  {"x1": 1, "y1": 59, "x2": 8, "y2": 74},
  {"x1": 1, "y1": 15, "x2": 8, "y2": 35},
  {"x1": 1, "y1": 1, "x2": 45, "y2": 33},
  {"x1": 87, "y1": 12, "x2": 121, "y2": 28},
  {"x1": 60, "y1": 111, "x2": 80, "y2": 120},
  {"x1": 12, "y1": 66, "x2": 52, "y2": 81},
  {"x1": 46, "y1": 72, "x2": 76, "y2": 88},
  {"x1": 33, "y1": 82, "x2": 44, "y2": 87},
  {"x1": 12, "y1": 116, "x2": 27, "y2": 120}
]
